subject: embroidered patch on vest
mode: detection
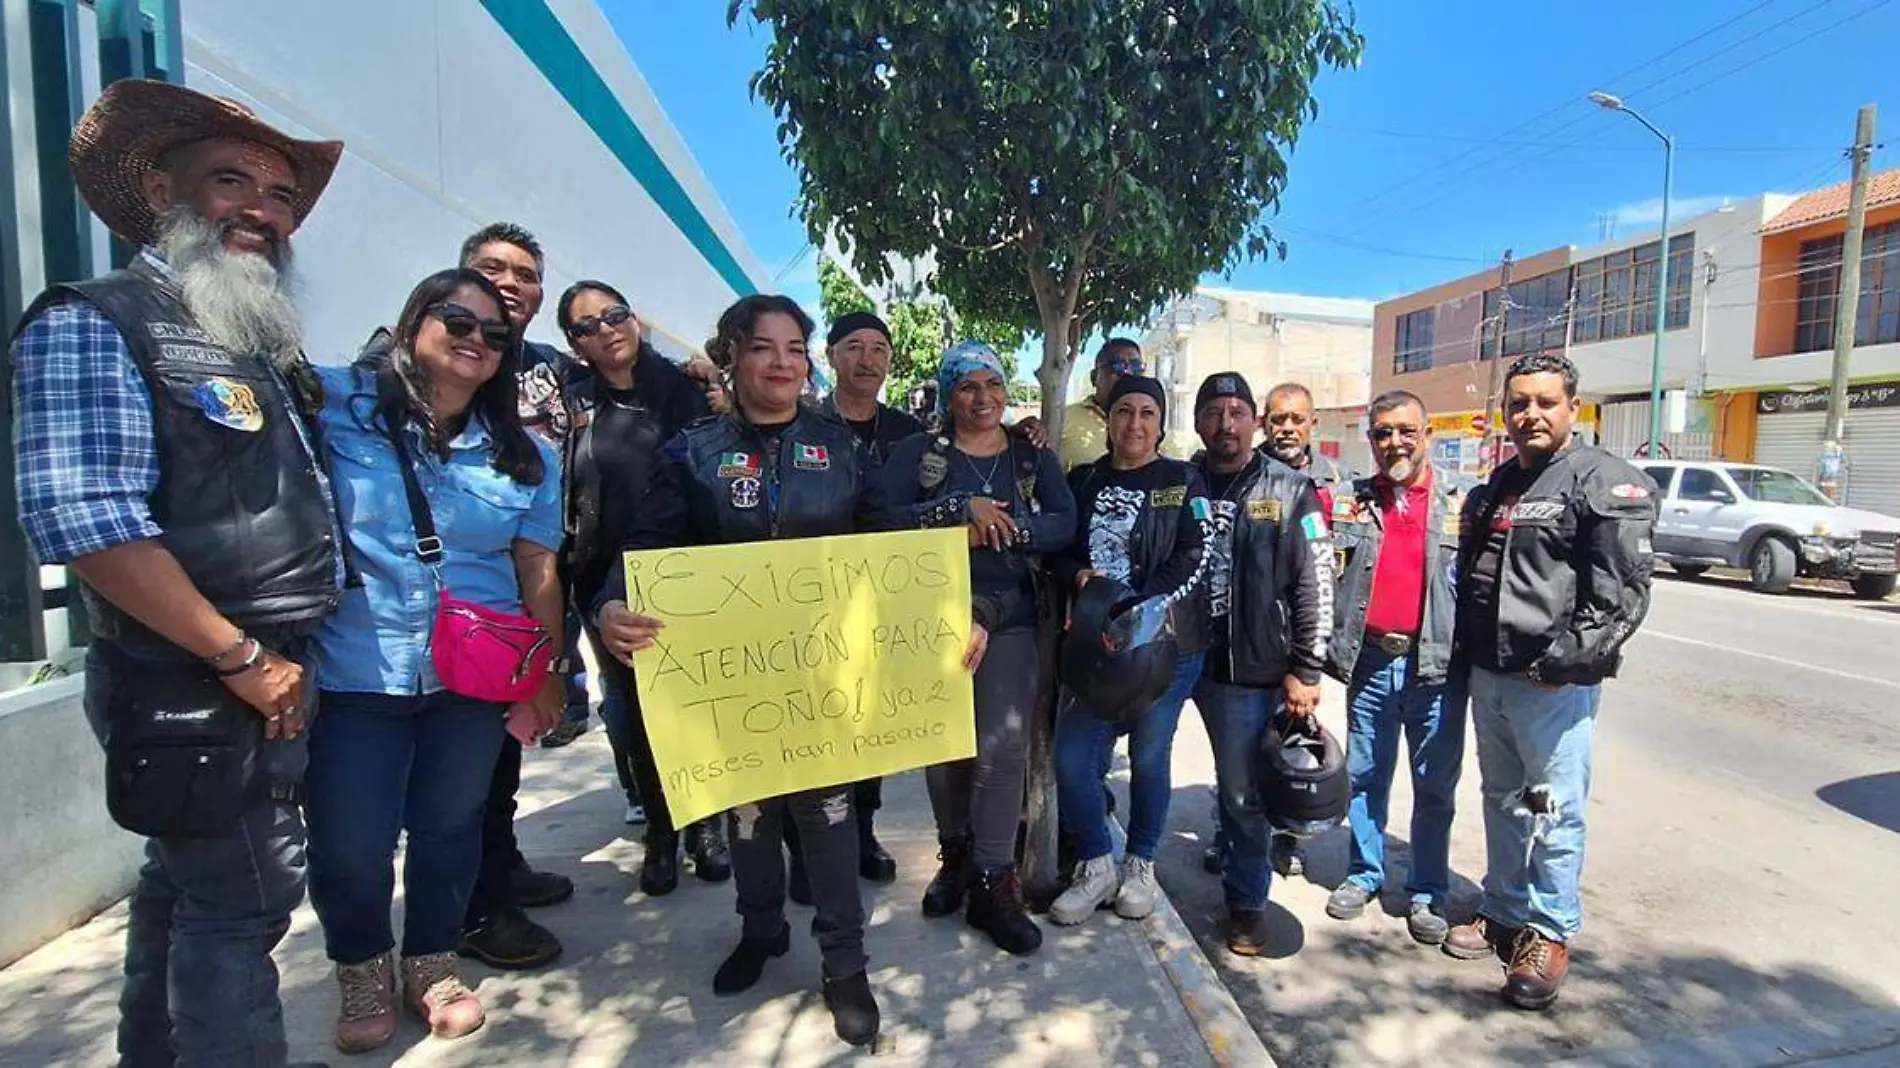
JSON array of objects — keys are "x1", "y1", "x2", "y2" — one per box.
[
  {"x1": 730, "y1": 476, "x2": 762, "y2": 509},
  {"x1": 793, "y1": 443, "x2": 830, "y2": 470},
  {"x1": 1150, "y1": 485, "x2": 1186, "y2": 508},
  {"x1": 717, "y1": 451, "x2": 760, "y2": 479},
  {"x1": 1248, "y1": 498, "x2": 1283, "y2": 522},
  {"x1": 192, "y1": 377, "x2": 264, "y2": 432}
]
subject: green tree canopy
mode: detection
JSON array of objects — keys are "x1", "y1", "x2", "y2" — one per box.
[{"x1": 732, "y1": 0, "x2": 1361, "y2": 430}]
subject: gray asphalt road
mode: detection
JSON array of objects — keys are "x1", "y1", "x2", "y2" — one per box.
[{"x1": 1147, "y1": 573, "x2": 1900, "y2": 1067}]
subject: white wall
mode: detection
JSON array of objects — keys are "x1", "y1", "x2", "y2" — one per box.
[
  {"x1": 1566, "y1": 199, "x2": 1773, "y2": 398},
  {"x1": 177, "y1": 0, "x2": 768, "y2": 364},
  {"x1": 0, "y1": 677, "x2": 142, "y2": 968}
]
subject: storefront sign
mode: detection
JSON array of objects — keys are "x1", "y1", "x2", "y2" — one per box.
[{"x1": 1757, "y1": 381, "x2": 1900, "y2": 415}]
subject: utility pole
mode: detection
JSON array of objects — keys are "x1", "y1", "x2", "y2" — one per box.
[
  {"x1": 1694, "y1": 249, "x2": 1718, "y2": 397},
  {"x1": 1482, "y1": 250, "x2": 1514, "y2": 473},
  {"x1": 1821, "y1": 103, "x2": 1878, "y2": 504}
]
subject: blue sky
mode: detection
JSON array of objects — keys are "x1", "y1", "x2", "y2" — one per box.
[{"x1": 605, "y1": 0, "x2": 1899, "y2": 328}]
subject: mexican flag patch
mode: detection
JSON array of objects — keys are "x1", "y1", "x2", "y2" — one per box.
[{"x1": 793, "y1": 443, "x2": 830, "y2": 470}]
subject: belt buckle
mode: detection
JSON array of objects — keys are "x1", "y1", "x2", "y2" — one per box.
[{"x1": 1377, "y1": 633, "x2": 1415, "y2": 656}]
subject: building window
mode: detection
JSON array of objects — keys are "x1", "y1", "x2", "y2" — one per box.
[
  {"x1": 1483, "y1": 269, "x2": 1573, "y2": 360},
  {"x1": 1394, "y1": 308, "x2": 1435, "y2": 374},
  {"x1": 1794, "y1": 221, "x2": 1900, "y2": 353},
  {"x1": 1571, "y1": 232, "x2": 1695, "y2": 345}
]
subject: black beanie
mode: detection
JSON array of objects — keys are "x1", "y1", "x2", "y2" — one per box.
[
  {"x1": 1106, "y1": 374, "x2": 1168, "y2": 424},
  {"x1": 826, "y1": 311, "x2": 891, "y2": 347},
  {"x1": 1194, "y1": 372, "x2": 1256, "y2": 415}
]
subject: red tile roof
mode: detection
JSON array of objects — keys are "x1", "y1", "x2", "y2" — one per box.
[{"x1": 1762, "y1": 168, "x2": 1900, "y2": 234}]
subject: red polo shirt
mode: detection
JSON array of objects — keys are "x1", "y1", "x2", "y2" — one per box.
[{"x1": 1365, "y1": 467, "x2": 1432, "y2": 637}]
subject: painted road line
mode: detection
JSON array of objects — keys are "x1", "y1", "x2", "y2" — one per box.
[{"x1": 1643, "y1": 630, "x2": 1900, "y2": 692}]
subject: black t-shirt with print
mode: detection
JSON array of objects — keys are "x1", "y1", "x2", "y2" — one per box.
[
  {"x1": 1459, "y1": 459, "x2": 1544, "y2": 671},
  {"x1": 1200, "y1": 454, "x2": 1262, "y2": 683}
]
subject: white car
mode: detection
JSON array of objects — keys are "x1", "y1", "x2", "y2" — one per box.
[{"x1": 1635, "y1": 460, "x2": 1900, "y2": 599}]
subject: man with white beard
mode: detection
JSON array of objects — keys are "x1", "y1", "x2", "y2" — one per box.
[{"x1": 10, "y1": 80, "x2": 345, "y2": 1067}]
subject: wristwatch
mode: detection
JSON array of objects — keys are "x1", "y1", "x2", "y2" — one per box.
[{"x1": 549, "y1": 655, "x2": 576, "y2": 675}]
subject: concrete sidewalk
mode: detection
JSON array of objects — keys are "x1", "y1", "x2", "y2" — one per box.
[{"x1": 0, "y1": 729, "x2": 1257, "y2": 1067}]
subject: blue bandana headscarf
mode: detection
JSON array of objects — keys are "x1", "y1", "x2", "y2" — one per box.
[{"x1": 935, "y1": 340, "x2": 1006, "y2": 414}]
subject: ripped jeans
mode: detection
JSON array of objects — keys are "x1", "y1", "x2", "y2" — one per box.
[
  {"x1": 1469, "y1": 666, "x2": 1600, "y2": 942},
  {"x1": 727, "y1": 786, "x2": 866, "y2": 978}
]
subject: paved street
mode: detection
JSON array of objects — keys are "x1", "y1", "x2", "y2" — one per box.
[{"x1": 1152, "y1": 573, "x2": 1900, "y2": 1067}]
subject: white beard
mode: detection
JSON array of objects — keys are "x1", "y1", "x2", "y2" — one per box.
[
  {"x1": 152, "y1": 207, "x2": 305, "y2": 368},
  {"x1": 1384, "y1": 457, "x2": 1417, "y2": 486}
]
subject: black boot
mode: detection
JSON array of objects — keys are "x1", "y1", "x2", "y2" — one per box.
[
  {"x1": 967, "y1": 866, "x2": 1043, "y2": 956},
  {"x1": 858, "y1": 817, "x2": 897, "y2": 883},
  {"x1": 712, "y1": 924, "x2": 790, "y2": 996},
  {"x1": 686, "y1": 818, "x2": 731, "y2": 883},
  {"x1": 509, "y1": 862, "x2": 575, "y2": 908},
  {"x1": 640, "y1": 833, "x2": 680, "y2": 897},
  {"x1": 920, "y1": 836, "x2": 972, "y2": 918},
  {"x1": 458, "y1": 905, "x2": 562, "y2": 970},
  {"x1": 822, "y1": 969, "x2": 881, "y2": 1047}
]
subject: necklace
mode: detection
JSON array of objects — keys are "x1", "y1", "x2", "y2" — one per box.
[{"x1": 962, "y1": 449, "x2": 1007, "y2": 496}]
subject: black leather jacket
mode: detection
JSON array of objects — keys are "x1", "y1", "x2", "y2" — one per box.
[
  {"x1": 1328, "y1": 469, "x2": 1471, "y2": 685},
  {"x1": 591, "y1": 405, "x2": 896, "y2": 616},
  {"x1": 1456, "y1": 444, "x2": 1657, "y2": 686},
  {"x1": 1195, "y1": 454, "x2": 1334, "y2": 687}
]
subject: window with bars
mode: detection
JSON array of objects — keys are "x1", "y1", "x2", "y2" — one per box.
[
  {"x1": 1394, "y1": 308, "x2": 1436, "y2": 374},
  {"x1": 1794, "y1": 221, "x2": 1900, "y2": 353}
]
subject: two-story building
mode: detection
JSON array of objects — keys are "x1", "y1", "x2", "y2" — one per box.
[
  {"x1": 1372, "y1": 170, "x2": 1900, "y2": 516},
  {"x1": 1139, "y1": 287, "x2": 1375, "y2": 468}
]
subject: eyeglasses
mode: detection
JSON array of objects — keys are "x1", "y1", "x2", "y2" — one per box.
[
  {"x1": 428, "y1": 303, "x2": 512, "y2": 352},
  {"x1": 567, "y1": 304, "x2": 633, "y2": 340},
  {"x1": 1369, "y1": 425, "x2": 1423, "y2": 443},
  {"x1": 1101, "y1": 357, "x2": 1145, "y2": 376}
]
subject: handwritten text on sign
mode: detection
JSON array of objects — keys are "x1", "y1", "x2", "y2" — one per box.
[{"x1": 623, "y1": 528, "x2": 975, "y2": 827}]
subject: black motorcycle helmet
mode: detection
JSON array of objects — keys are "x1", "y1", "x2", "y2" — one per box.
[
  {"x1": 1059, "y1": 578, "x2": 1179, "y2": 726},
  {"x1": 1258, "y1": 712, "x2": 1348, "y2": 838}
]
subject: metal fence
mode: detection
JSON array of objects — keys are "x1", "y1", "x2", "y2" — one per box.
[{"x1": 1, "y1": 0, "x2": 182, "y2": 665}]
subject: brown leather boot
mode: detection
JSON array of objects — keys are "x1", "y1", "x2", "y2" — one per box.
[
  {"x1": 332, "y1": 952, "x2": 397, "y2": 1053},
  {"x1": 401, "y1": 952, "x2": 487, "y2": 1039},
  {"x1": 1442, "y1": 915, "x2": 1520, "y2": 961},
  {"x1": 1501, "y1": 929, "x2": 1570, "y2": 1010}
]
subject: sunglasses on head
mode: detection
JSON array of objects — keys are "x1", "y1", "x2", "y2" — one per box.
[
  {"x1": 428, "y1": 303, "x2": 512, "y2": 352},
  {"x1": 567, "y1": 304, "x2": 633, "y2": 340}
]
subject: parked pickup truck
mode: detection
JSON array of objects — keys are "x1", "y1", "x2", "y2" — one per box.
[{"x1": 1634, "y1": 460, "x2": 1900, "y2": 599}]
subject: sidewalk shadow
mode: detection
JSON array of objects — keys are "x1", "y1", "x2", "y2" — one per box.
[{"x1": 1817, "y1": 771, "x2": 1900, "y2": 834}]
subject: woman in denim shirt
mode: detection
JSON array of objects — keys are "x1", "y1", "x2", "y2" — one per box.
[{"x1": 305, "y1": 268, "x2": 565, "y2": 1054}]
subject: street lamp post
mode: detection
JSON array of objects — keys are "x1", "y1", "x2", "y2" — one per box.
[{"x1": 1590, "y1": 91, "x2": 1674, "y2": 459}]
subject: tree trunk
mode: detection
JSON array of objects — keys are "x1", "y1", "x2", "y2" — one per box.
[{"x1": 1021, "y1": 306, "x2": 1077, "y2": 905}]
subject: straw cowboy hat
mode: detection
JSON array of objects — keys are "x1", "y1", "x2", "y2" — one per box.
[{"x1": 68, "y1": 78, "x2": 343, "y2": 246}]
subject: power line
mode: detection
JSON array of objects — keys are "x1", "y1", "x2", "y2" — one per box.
[
  {"x1": 1640, "y1": 0, "x2": 1898, "y2": 111},
  {"x1": 1277, "y1": 224, "x2": 1496, "y2": 264},
  {"x1": 1317, "y1": 126, "x2": 1834, "y2": 154}
]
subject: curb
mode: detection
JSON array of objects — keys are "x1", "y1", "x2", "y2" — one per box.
[{"x1": 1106, "y1": 819, "x2": 1277, "y2": 1068}]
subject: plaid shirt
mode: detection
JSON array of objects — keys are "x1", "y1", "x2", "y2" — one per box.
[{"x1": 11, "y1": 301, "x2": 163, "y2": 563}]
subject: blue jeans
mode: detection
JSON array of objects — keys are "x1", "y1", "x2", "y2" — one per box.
[
  {"x1": 1344, "y1": 647, "x2": 1468, "y2": 906},
  {"x1": 1469, "y1": 666, "x2": 1600, "y2": 941},
  {"x1": 84, "y1": 644, "x2": 309, "y2": 1068},
  {"x1": 306, "y1": 689, "x2": 507, "y2": 963},
  {"x1": 1056, "y1": 652, "x2": 1204, "y2": 861},
  {"x1": 1191, "y1": 677, "x2": 1278, "y2": 910}
]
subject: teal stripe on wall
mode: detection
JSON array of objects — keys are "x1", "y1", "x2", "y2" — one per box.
[{"x1": 480, "y1": 0, "x2": 758, "y2": 297}]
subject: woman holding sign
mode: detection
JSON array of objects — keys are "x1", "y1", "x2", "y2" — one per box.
[
  {"x1": 1048, "y1": 376, "x2": 1213, "y2": 929},
  {"x1": 592, "y1": 294, "x2": 987, "y2": 1049},
  {"x1": 878, "y1": 341, "x2": 1076, "y2": 955}
]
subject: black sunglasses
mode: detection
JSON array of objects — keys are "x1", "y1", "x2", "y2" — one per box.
[
  {"x1": 1370, "y1": 425, "x2": 1423, "y2": 443},
  {"x1": 428, "y1": 302, "x2": 512, "y2": 352},
  {"x1": 567, "y1": 304, "x2": 633, "y2": 340}
]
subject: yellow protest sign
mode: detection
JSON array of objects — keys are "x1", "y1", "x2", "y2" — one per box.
[{"x1": 622, "y1": 528, "x2": 976, "y2": 827}]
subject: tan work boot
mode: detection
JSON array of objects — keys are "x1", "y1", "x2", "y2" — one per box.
[
  {"x1": 1443, "y1": 914, "x2": 1520, "y2": 961},
  {"x1": 400, "y1": 951, "x2": 486, "y2": 1039},
  {"x1": 333, "y1": 952, "x2": 397, "y2": 1053},
  {"x1": 1502, "y1": 929, "x2": 1570, "y2": 1010}
]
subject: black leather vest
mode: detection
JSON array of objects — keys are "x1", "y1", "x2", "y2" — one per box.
[{"x1": 18, "y1": 259, "x2": 343, "y2": 652}]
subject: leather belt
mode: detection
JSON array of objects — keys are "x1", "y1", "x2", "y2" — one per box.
[{"x1": 1372, "y1": 632, "x2": 1417, "y2": 656}]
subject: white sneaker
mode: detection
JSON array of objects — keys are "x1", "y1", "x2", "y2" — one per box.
[
  {"x1": 1049, "y1": 855, "x2": 1120, "y2": 926},
  {"x1": 1114, "y1": 856, "x2": 1160, "y2": 920},
  {"x1": 624, "y1": 803, "x2": 646, "y2": 825}
]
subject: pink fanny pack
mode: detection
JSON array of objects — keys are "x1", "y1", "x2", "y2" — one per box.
[
  {"x1": 432, "y1": 594, "x2": 554, "y2": 703},
  {"x1": 388, "y1": 424, "x2": 553, "y2": 703}
]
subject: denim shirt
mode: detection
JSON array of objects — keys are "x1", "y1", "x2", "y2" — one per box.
[{"x1": 311, "y1": 365, "x2": 563, "y2": 694}]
